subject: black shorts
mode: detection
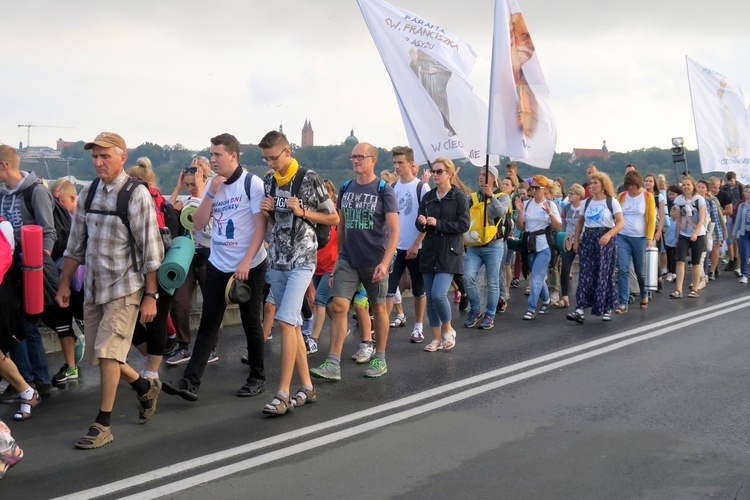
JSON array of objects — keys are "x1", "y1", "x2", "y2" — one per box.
[{"x1": 676, "y1": 234, "x2": 706, "y2": 265}]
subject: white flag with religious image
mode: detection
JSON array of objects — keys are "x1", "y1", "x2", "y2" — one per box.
[
  {"x1": 357, "y1": 0, "x2": 488, "y2": 166},
  {"x1": 686, "y1": 56, "x2": 750, "y2": 181},
  {"x1": 487, "y1": 0, "x2": 556, "y2": 169}
]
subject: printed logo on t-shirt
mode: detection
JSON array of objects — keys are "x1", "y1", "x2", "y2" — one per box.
[
  {"x1": 399, "y1": 190, "x2": 415, "y2": 217},
  {"x1": 585, "y1": 205, "x2": 606, "y2": 222},
  {"x1": 341, "y1": 192, "x2": 378, "y2": 230},
  {"x1": 212, "y1": 195, "x2": 243, "y2": 244}
]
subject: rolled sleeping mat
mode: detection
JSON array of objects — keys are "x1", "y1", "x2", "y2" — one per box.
[
  {"x1": 555, "y1": 231, "x2": 567, "y2": 252},
  {"x1": 180, "y1": 203, "x2": 198, "y2": 232},
  {"x1": 21, "y1": 225, "x2": 44, "y2": 315},
  {"x1": 563, "y1": 233, "x2": 574, "y2": 252},
  {"x1": 506, "y1": 237, "x2": 522, "y2": 252},
  {"x1": 157, "y1": 236, "x2": 195, "y2": 295}
]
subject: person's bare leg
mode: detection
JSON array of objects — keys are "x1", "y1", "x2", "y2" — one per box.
[
  {"x1": 310, "y1": 304, "x2": 327, "y2": 341},
  {"x1": 276, "y1": 321, "x2": 297, "y2": 396},
  {"x1": 371, "y1": 302, "x2": 389, "y2": 354},
  {"x1": 675, "y1": 261, "x2": 686, "y2": 294},
  {"x1": 60, "y1": 336, "x2": 76, "y2": 367},
  {"x1": 327, "y1": 297, "x2": 351, "y2": 357},
  {"x1": 0, "y1": 353, "x2": 31, "y2": 393}
]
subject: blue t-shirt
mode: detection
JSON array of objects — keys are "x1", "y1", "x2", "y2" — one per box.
[{"x1": 337, "y1": 178, "x2": 399, "y2": 268}]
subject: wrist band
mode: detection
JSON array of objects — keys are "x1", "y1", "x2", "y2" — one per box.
[{"x1": 206, "y1": 192, "x2": 215, "y2": 199}]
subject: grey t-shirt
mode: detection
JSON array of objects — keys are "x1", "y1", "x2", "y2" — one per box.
[
  {"x1": 337, "y1": 178, "x2": 399, "y2": 268},
  {"x1": 264, "y1": 169, "x2": 335, "y2": 271}
]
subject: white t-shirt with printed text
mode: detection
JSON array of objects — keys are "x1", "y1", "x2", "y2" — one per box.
[{"x1": 206, "y1": 171, "x2": 267, "y2": 273}]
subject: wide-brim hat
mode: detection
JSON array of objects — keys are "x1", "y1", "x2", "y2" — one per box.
[{"x1": 225, "y1": 276, "x2": 252, "y2": 305}]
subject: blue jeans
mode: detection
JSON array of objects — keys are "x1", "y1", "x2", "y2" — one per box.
[
  {"x1": 739, "y1": 232, "x2": 750, "y2": 277},
  {"x1": 10, "y1": 317, "x2": 50, "y2": 384},
  {"x1": 464, "y1": 241, "x2": 505, "y2": 316},
  {"x1": 312, "y1": 272, "x2": 333, "y2": 307},
  {"x1": 617, "y1": 234, "x2": 647, "y2": 305},
  {"x1": 422, "y1": 272, "x2": 454, "y2": 328},
  {"x1": 527, "y1": 248, "x2": 551, "y2": 312}
]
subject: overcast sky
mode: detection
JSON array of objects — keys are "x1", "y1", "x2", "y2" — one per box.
[{"x1": 2, "y1": 0, "x2": 749, "y2": 162}]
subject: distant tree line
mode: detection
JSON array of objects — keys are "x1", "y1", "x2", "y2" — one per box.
[{"x1": 21, "y1": 141, "x2": 706, "y2": 195}]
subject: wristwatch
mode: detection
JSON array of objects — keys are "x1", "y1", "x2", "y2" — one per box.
[{"x1": 144, "y1": 292, "x2": 159, "y2": 300}]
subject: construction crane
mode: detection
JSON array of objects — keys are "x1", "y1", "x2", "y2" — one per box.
[{"x1": 17, "y1": 123, "x2": 75, "y2": 149}]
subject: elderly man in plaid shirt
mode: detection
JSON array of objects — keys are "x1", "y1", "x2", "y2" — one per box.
[{"x1": 56, "y1": 132, "x2": 164, "y2": 450}]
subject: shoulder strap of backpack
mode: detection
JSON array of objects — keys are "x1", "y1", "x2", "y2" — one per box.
[
  {"x1": 118, "y1": 178, "x2": 146, "y2": 272},
  {"x1": 606, "y1": 195, "x2": 613, "y2": 214},
  {"x1": 291, "y1": 166, "x2": 307, "y2": 198},
  {"x1": 84, "y1": 178, "x2": 101, "y2": 212},
  {"x1": 22, "y1": 181, "x2": 40, "y2": 217},
  {"x1": 416, "y1": 180, "x2": 425, "y2": 202},
  {"x1": 340, "y1": 179, "x2": 353, "y2": 196},
  {"x1": 244, "y1": 170, "x2": 255, "y2": 201}
]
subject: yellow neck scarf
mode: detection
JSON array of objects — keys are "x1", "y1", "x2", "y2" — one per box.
[{"x1": 274, "y1": 157, "x2": 299, "y2": 187}]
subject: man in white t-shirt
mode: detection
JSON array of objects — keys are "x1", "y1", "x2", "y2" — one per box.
[
  {"x1": 163, "y1": 133, "x2": 268, "y2": 402},
  {"x1": 386, "y1": 146, "x2": 429, "y2": 342}
]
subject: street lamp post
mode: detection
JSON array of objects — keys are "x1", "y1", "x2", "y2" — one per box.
[{"x1": 671, "y1": 137, "x2": 688, "y2": 183}]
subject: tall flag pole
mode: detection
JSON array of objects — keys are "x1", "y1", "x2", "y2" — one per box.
[
  {"x1": 357, "y1": 0, "x2": 488, "y2": 166},
  {"x1": 487, "y1": 0, "x2": 556, "y2": 169}
]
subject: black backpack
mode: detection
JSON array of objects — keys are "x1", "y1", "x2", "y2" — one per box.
[
  {"x1": 18, "y1": 182, "x2": 72, "y2": 261},
  {"x1": 268, "y1": 167, "x2": 331, "y2": 250},
  {"x1": 84, "y1": 177, "x2": 150, "y2": 272}
]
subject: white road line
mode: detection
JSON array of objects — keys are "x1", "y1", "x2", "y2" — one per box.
[{"x1": 55, "y1": 296, "x2": 750, "y2": 500}]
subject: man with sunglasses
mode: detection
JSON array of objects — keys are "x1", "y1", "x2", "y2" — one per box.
[
  {"x1": 163, "y1": 133, "x2": 268, "y2": 402},
  {"x1": 311, "y1": 142, "x2": 399, "y2": 380}
]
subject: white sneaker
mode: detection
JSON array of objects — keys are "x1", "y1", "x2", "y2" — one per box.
[
  {"x1": 740, "y1": 276, "x2": 748, "y2": 284},
  {"x1": 351, "y1": 342, "x2": 374, "y2": 364},
  {"x1": 410, "y1": 327, "x2": 424, "y2": 343},
  {"x1": 665, "y1": 273, "x2": 675, "y2": 282}
]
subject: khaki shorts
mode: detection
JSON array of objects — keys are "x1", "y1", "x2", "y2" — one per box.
[{"x1": 83, "y1": 290, "x2": 143, "y2": 364}]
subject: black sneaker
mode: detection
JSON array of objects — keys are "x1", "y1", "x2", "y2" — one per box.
[
  {"x1": 510, "y1": 278, "x2": 520, "y2": 288},
  {"x1": 458, "y1": 294, "x2": 469, "y2": 311},
  {"x1": 163, "y1": 337, "x2": 179, "y2": 357},
  {"x1": 236, "y1": 378, "x2": 265, "y2": 397},
  {"x1": 161, "y1": 379, "x2": 198, "y2": 402},
  {"x1": 51, "y1": 364, "x2": 79, "y2": 385}
]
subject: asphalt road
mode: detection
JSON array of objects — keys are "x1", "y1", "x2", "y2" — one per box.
[{"x1": 3, "y1": 272, "x2": 750, "y2": 499}]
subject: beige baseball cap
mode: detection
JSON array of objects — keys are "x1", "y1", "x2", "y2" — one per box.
[{"x1": 84, "y1": 131, "x2": 127, "y2": 151}]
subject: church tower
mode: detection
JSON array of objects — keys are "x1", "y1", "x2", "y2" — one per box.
[{"x1": 301, "y1": 119, "x2": 314, "y2": 147}]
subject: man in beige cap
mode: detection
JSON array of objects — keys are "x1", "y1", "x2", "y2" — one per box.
[{"x1": 56, "y1": 132, "x2": 165, "y2": 449}]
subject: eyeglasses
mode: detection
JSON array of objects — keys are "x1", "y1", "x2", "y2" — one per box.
[
  {"x1": 261, "y1": 147, "x2": 288, "y2": 162},
  {"x1": 349, "y1": 154, "x2": 374, "y2": 162},
  {"x1": 183, "y1": 167, "x2": 198, "y2": 173},
  {"x1": 431, "y1": 169, "x2": 446, "y2": 175},
  {"x1": 529, "y1": 185, "x2": 541, "y2": 191}
]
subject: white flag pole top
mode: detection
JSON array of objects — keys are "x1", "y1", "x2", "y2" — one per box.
[
  {"x1": 487, "y1": 0, "x2": 557, "y2": 169},
  {"x1": 357, "y1": 0, "x2": 488, "y2": 166},
  {"x1": 686, "y1": 56, "x2": 750, "y2": 182}
]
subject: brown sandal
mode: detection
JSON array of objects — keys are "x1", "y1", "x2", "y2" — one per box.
[
  {"x1": 75, "y1": 423, "x2": 114, "y2": 450},
  {"x1": 290, "y1": 387, "x2": 317, "y2": 408},
  {"x1": 262, "y1": 393, "x2": 293, "y2": 415},
  {"x1": 13, "y1": 390, "x2": 40, "y2": 421},
  {"x1": 640, "y1": 299, "x2": 649, "y2": 309}
]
